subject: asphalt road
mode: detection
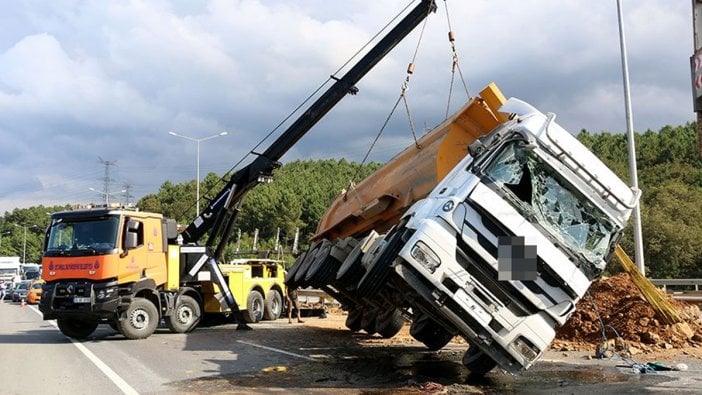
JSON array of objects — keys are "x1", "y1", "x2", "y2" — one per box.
[{"x1": 2, "y1": 299, "x2": 702, "y2": 394}]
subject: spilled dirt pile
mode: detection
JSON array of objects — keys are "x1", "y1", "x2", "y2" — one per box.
[{"x1": 554, "y1": 273, "x2": 702, "y2": 354}]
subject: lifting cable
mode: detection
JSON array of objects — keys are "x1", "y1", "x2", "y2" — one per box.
[
  {"x1": 351, "y1": 2, "x2": 433, "y2": 188},
  {"x1": 196, "y1": 2, "x2": 416, "y2": 214},
  {"x1": 442, "y1": 0, "x2": 472, "y2": 120}
]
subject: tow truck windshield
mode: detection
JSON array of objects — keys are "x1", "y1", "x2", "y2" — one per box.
[
  {"x1": 482, "y1": 139, "x2": 618, "y2": 265},
  {"x1": 45, "y1": 216, "x2": 120, "y2": 256}
]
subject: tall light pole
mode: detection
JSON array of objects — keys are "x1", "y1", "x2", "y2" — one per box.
[
  {"x1": 168, "y1": 131, "x2": 228, "y2": 216},
  {"x1": 89, "y1": 187, "x2": 127, "y2": 206},
  {"x1": 616, "y1": 0, "x2": 645, "y2": 274},
  {"x1": 14, "y1": 224, "x2": 37, "y2": 264}
]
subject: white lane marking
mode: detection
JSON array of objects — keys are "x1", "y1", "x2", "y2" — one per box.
[
  {"x1": 237, "y1": 340, "x2": 318, "y2": 361},
  {"x1": 29, "y1": 306, "x2": 140, "y2": 395}
]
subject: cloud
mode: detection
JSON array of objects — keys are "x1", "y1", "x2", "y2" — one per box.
[{"x1": 0, "y1": 0, "x2": 695, "y2": 216}]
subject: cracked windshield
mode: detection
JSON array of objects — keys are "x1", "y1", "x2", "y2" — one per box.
[{"x1": 483, "y1": 140, "x2": 617, "y2": 263}]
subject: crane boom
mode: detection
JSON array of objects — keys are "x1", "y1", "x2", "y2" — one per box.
[{"x1": 181, "y1": 0, "x2": 437, "y2": 255}]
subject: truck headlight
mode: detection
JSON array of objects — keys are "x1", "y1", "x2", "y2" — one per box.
[
  {"x1": 411, "y1": 241, "x2": 441, "y2": 273},
  {"x1": 96, "y1": 287, "x2": 116, "y2": 300},
  {"x1": 511, "y1": 336, "x2": 539, "y2": 363}
]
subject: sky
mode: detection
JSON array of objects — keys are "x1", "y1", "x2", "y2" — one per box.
[{"x1": 0, "y1": 0, "x2": 695, "y2": 215}]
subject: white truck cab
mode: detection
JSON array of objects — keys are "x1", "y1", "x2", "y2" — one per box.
[{"x1": 394, "y1": 98, "x2": 640, "y2": 372}]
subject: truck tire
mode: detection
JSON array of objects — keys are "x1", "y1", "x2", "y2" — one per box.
[
  {"x1": 166, "y1": 295, "x2": 201, "y2": 333},
  {"x1": 345, "y1": 307, "x2": 363, "y2": 332},
  {"x1": 244, "y1": 290, "x2": 265, "y2": 323},
  {"x1": 361, "y1": 308, "x2": 378, "y2": 335},
  {"x1": 57, "y1": 318, "x2": 98, "y2": 339},
  {"x1": 357, "y1": 227, "x2": 405, "y2": 298},
  {"x1": 410, "y1": 315, "x2": 454, "y2": 351},
  {"x1": 336, "y1": 239, "x2": 366, "y2": 288},
  {"x1": 284, "y1": 252, "x2": 306, "y2": 288},
  {"x1": 119, "y1": 297, "x2": 159, "y2": 340},
  {"x1": 376, "y1": 308, "x2": 405, "y2": 339},
  {"x1": 263, "y1": 289, "x2": 283, "y2": 320},
  {"x1": 462, "y1": 344, "x2": 497, "y2": 376},
  {"x1": 305, "y1": 241, "x2": 342, "y2": 288},
  {"x1": 294, "y1": 240, "x2": 324, "y2": 287}
]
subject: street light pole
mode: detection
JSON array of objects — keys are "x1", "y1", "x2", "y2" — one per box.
[
  {"x1": 13, "y1": 224, "x2": 29, "y2": 264},
  {"x1": 168, "y1": 131, "x2": 228, "y2": 216}
]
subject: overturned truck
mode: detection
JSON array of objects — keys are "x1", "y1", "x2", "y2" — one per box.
[{"x1": 286, "y1": 83, "x2": 639, "y2": 374}]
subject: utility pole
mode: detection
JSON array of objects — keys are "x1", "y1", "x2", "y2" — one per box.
[
  {"x1": 691, "y1": 0, "x2": 702, "y2": 157},
  {"x1": 97, "y1": 157, "x2": 118, "y2": 205}
]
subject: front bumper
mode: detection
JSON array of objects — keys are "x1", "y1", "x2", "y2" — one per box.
[{"x1": 39, "y1": 280, "x2": 121, "y2": 320}]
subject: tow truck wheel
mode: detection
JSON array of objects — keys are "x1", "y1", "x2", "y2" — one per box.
[
  {"x1": 119, "y1": 297, "x2": 159, "y2": 340},
  {"x1": 263, "y1": 290, "x2": 283, "y2": 320},
  {"x1": 166, "y1": 295, "x2": 201, "y2": 333},
  {"x1": 462, "y1": 344, "x2": 497, "y2": 376},
  {"x1": 244, "y1": 290, "x2": 265, "y2": 323},
  {"x1": 57, "y1": 318, "x2": 98, "y2": 339},
  {"x1": 376, "y1": 308, "x2": 405, "y2": 339}
]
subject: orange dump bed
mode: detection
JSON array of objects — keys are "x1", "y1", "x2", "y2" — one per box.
[{"x1": 314, "y1": 83, "x2": 508, "y2": 241}]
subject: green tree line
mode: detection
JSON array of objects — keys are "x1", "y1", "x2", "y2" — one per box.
[{"x1": 2, "y1": 123, "x2": 700, "y2": 279}]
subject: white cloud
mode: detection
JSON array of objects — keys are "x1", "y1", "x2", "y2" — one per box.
[{"x1": 0, "y1": 0, "x2": 695, "y2": 215}]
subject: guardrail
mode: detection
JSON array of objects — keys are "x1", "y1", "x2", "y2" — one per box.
[{"x1": 649, "y1": 279, "x2": 702, "y2": 292}]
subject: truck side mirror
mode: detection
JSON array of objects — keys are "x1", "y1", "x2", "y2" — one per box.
[{"x1": 124, "y1": 220, "x2": 140, "y2": 249}]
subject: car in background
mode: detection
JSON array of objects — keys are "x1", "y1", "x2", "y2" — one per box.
[
  {"x1": 11, "y1": 280, "x2": 31, "y2": 302},
  {"x1": 26, "y1": 279, "x2": 45, "y2": 304}
]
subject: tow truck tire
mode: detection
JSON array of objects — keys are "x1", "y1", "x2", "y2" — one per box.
[
  {"x1": 119, "y1": 297, "x2": 159, "y2": 340},
  {"x1": 376, "y1": 308, "x2": 405, "y2": 339},
  {"x1": 345, "y1": 308, "x2": 363, "y2": 332},
  {"x1": 244, "y1": 290, "x2": 265, "y2": 323},
  {"x1": 410, "y1": 315, "x2": 454, "y2": 351},
  {"x1": 166, "y1": 295, "x2": 201, "y2": 333},
  {"x1": 263, "y1": 290, "x2": 283, "y2": 320},
  {"x1": 57, "y1": 318, "x2": 99, "y2": 339},
  {"x1": 462, "y1": 344, "x2": 497, "y2": 376},
  {"x1": 361, "y1": 308, "x2": 378, "y2": 335},
  {"x1": 357, "y1": 228, "x2": 404, "y2": 298}
]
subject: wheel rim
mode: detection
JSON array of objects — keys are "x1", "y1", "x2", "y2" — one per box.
[
  {"x1": 253, "y1": 299, "x2": 263, "y2": 320},
  {"x1": 129, "y1": 307, "x2": 151, "y2": 330},
  {"x1": 176, "y1": 304, "x2": 193, "y2": 325}
]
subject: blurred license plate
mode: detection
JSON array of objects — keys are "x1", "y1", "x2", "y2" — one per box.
[{"x1": 73, "y1": 297, "x2": 90, "y2": 303}]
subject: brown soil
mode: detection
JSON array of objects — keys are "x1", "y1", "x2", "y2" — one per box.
[{"x1": 553, "y1": 273, "x2": 702, "y2": 358}]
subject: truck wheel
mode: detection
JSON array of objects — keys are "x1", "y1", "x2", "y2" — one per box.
[
  {"x1": 244, "y1": 290, "x2": 265, "y2": 323},
  {"x1": 57, "y1": 318, "x2": 98, "y2": 339},
  {"x1": 345, "y1": 307, "x2": 363, "y2": 332},
  {"x1": 119, "y1": 297, "x2": 159, "y2": 340},
  {"x1": 166, "y1": 295, "x2": 201, "y2": 333},
  {"x1": 361, "y1": 309, "x2": 378, "y2": 335},
  {"x1": 263, "y1": 290, "x2": 283, "y2": 320},
  {"x1": 376, "y1": 308, "x2": 405, "y2": 339},
  {"x1": 462, "y1": 344, "x2": 497, "y2": 376},
  {"x1": 357, "y1": 228, "x2": 405, "y2": 298},
  {"x1": 336, "y1": 239, "x2": 365, "y2": 288},
  {"x1": 410, "y1": 315, "x2": 454, "y2": 351},
  {"x1": 305, "y1": 241, "x2": 342, "y2": 288},
  {"x1": 284, "y1": 252, "x2": 306, "y2": 289},
  {"x1": 294, "y1": 240, "x2": 324, "y2": 287}
]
